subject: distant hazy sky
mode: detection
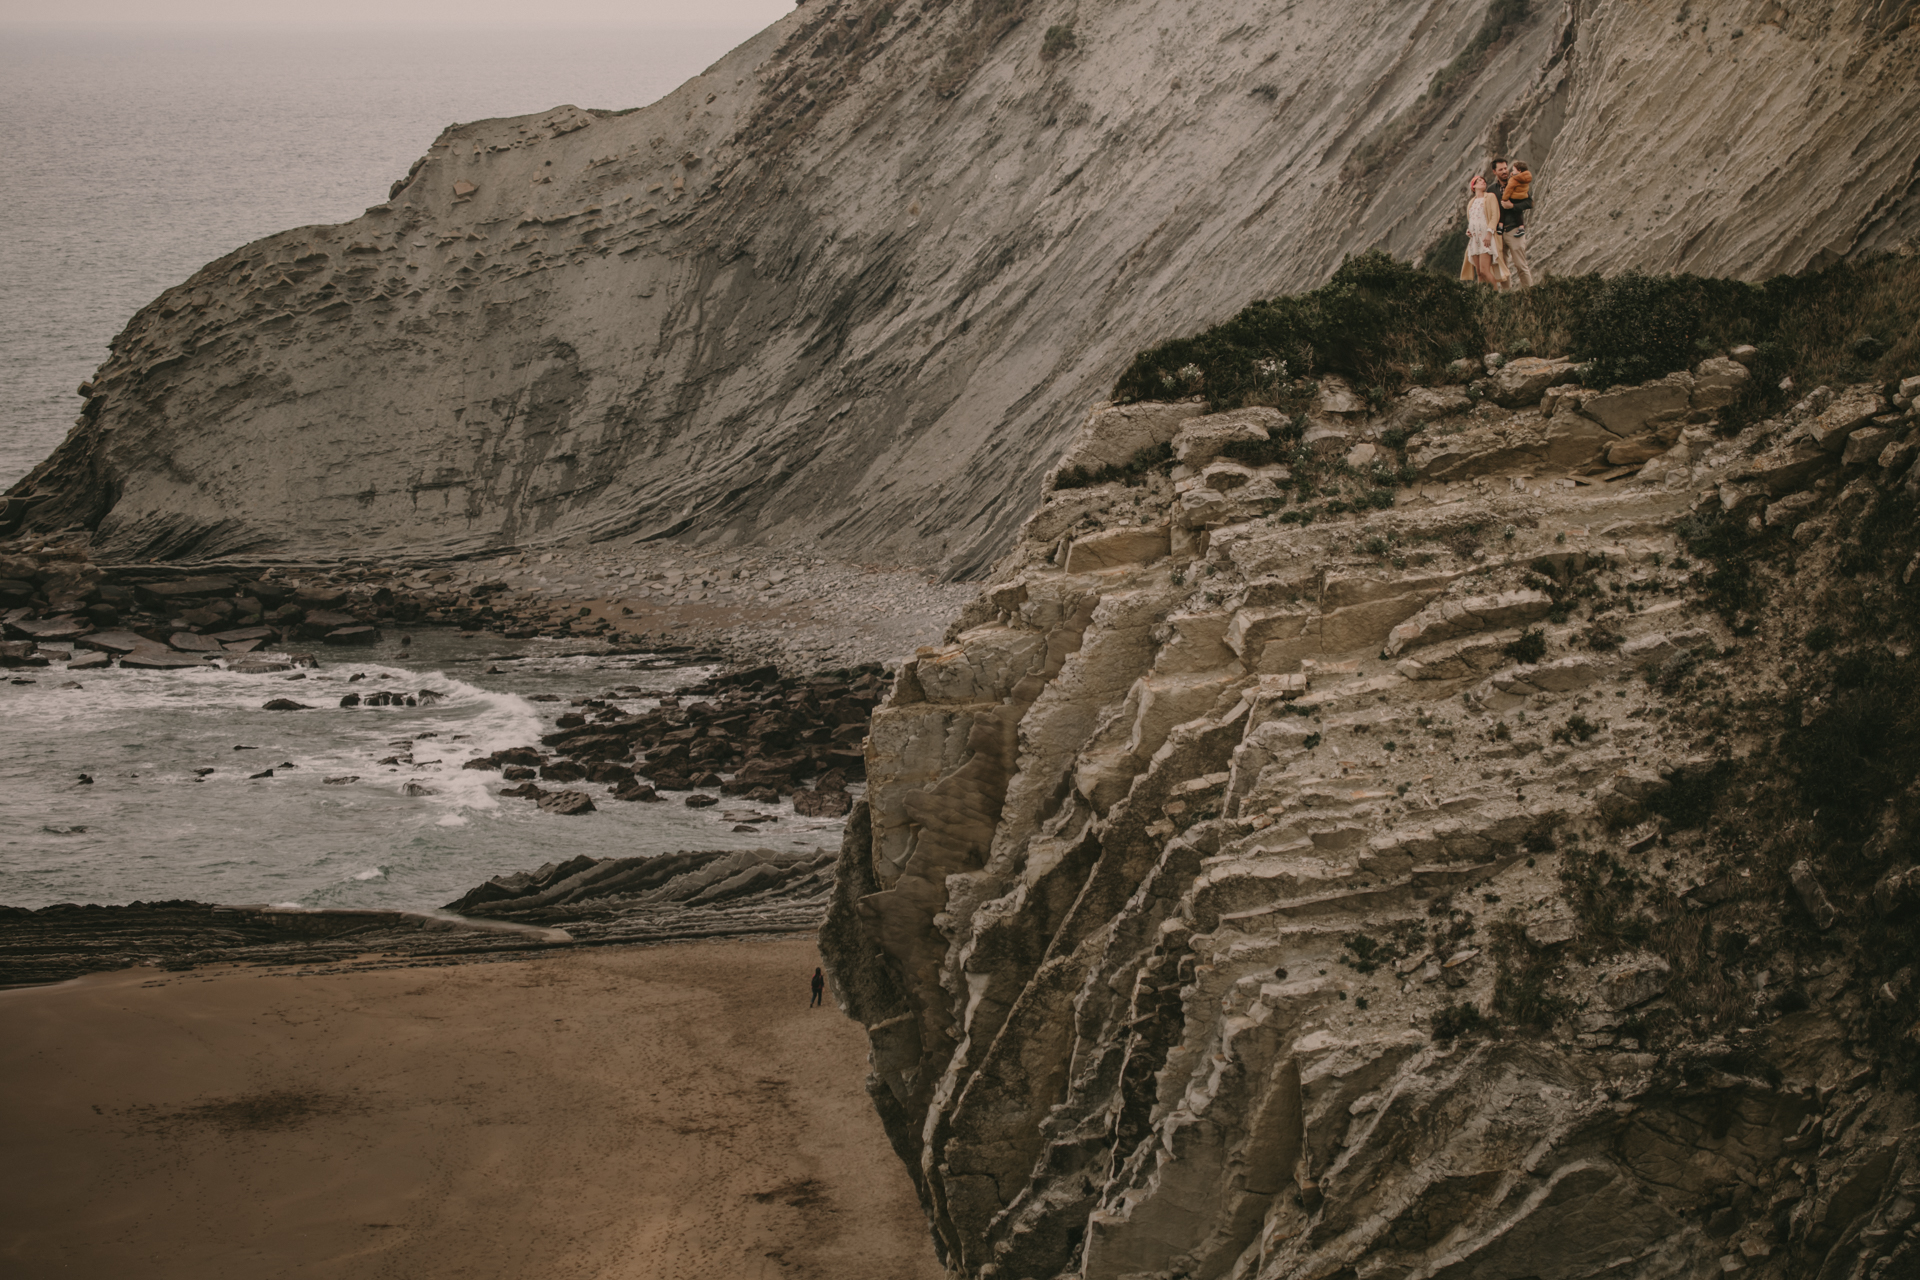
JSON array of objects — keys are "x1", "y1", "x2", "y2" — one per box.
[{"x1": 0, "y1": 0, "x2": 792, "y2": 28}]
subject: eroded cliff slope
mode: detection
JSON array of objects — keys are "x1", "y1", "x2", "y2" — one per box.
[
  {"x1": 13, "y1": 0, "x2": 1920, "y2": 570},
  {"x1": 822, "y1": 354, "x2": 1920, "y2": 1278}
]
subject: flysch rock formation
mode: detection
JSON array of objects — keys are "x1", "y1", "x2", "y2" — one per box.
[
  {"x1": 821, "y1": 362, "x2": 1920, "y2": 1278},
  {"x1": 12, "y1": 1, "x2": 1919, "y2": 573}
]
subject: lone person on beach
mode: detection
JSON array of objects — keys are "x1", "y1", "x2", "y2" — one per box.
[{"x1": 810, "y1": 967, "x2": 825, "y2": 1007}]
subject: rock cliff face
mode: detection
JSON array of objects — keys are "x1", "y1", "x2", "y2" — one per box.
[
  {"x1": 821, "y1": 360, "x2": 1920, "y2": 1278},
  {"x1": 13, "y1": 0, "x2": 1920, "y2": 571}
]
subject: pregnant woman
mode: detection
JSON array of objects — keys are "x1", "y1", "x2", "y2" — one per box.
[{"x1": 1459, "y1": 174, "x2": 1507, "y2": 287}]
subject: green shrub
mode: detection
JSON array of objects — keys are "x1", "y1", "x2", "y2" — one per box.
[
  {"x1": 1504, "y1": 627, "x2": 1547, "y2": 664},
  {"x1": 1114, "y1": 254, "x2": 1920, "y2": 416},
  {"x1": 1431, "y1": 1000, "x2": 1486, "y2": 1042}
]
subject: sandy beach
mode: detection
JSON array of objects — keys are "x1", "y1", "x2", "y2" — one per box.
[{"x1": 0, "y1": 937, "x2": 943, "y2": 1280}]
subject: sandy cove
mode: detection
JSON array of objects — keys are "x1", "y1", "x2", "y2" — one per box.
[{"x1": 0, "y1": 936, "x2": 942, "y2": 1280}]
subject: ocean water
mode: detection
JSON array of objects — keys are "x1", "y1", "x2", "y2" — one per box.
[
  {"x1": 0, "y1": 633, "x2": 848, "y2": 912},
  {"x1": 0, "y1": 22, "x2": 767, "y2": 489},
  {"x1": 0, "y1": 22, "x2": 846, "y2": 912}
]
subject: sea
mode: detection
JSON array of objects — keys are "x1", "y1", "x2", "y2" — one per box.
[{"x1": 0, "y1": 21, "x2": 840, "y2": 914}]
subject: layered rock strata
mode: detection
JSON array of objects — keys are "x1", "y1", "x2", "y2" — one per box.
[
  {"x1": 823, "y1": 363, "x2": 1920, "y2": 1277},
  {"x1": 13, "y1": 0, "x2": 1919, "y2": 571}
]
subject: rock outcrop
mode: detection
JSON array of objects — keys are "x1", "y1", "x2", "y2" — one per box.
[
  {"x1": 12, "y1": 0, "x2": 1919, "y2": 571},
  {"x1": 823, "y1": 360, "x2": 1920, "y2": 1277}
]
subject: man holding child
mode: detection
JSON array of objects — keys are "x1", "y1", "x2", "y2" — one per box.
[{"x1": 1491, "y1": 157, "x2": 1534, "y2": 290}]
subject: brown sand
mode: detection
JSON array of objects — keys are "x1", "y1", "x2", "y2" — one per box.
[{"x1": 0, "y1": 938, "x2": 944, "y2": 1280}]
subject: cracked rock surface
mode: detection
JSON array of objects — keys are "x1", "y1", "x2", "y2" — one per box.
[{"x1": 822, "y1": 363, "x2": 1920, "y2": 1278}]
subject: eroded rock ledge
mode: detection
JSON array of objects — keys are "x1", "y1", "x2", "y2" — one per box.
[{"x1": 823, "y1": 365, "x2": 1920, "y2": 1278}]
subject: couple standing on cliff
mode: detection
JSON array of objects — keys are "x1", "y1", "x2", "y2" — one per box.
[{"x1": 1461, "y1": 157, "x2": 1533, "y2": 290}]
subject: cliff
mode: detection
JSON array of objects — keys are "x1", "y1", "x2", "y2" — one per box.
[
  {"x1": 12, "y1": 0, "x2": 1920, "y2": 572},
  {"x1": 821, "y1": 350, "x2": 1920, "y2": 1277}
]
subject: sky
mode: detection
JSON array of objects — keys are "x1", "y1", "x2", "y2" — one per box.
[{"x1": 0, "y1": 0, "x2": 793, "y2": 28}]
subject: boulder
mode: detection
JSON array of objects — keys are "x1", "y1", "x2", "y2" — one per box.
[
  {"x1": 1378, "y1": 385, "x2": 1471, "y2": 438},
  {"x1": 1843, "y1": 425, "x2": 1897, "y2": 466},
  {"x1": 1579, "y1": 379, "x2": 1690, "y2": 437},
  {"x1": 1807, "y1": 388, "x2": 1887, "y2": 451},
  {"x1": 539, "y1": 761, "x2": 587, "y2": 783},
  {"x1": 323, "y1": 625, "x2": 381, "y2": 646},
  {"x1": 261, "y1": 697, "x2": 312, "y2": 710},
  {"x1": 794, "y1": 787, "x2": 853, "y2": 818},
  {"x1": 0, "y1": 640, "x2": 42, "y2": 667},
  {"x1": 1600, "y1": 957, "x2": 1672, "y2": 1010},
  {"x1": 684, "y1": 793, "x2": 720, "y2": 808},
  {"x1": 74, "y1": 630, "x2": 143, "y2": 654},
  {"x1": 1064, "y1": 524, "x2": 1170, "y2": 573},
  {"x1": 1171, "y1": 408, "x2": 1280, "y2": 468},
  {"x1": 67, "y1": 651, "x2": 111, "y2": 671},
  {"x1": 536, "y1": 790, "x2": 596, "y2": 816},
  {"x1": 613, "y1": 781, "x2": 661, "y2": 802},
  {"x1": 1314, "y1": 375, "x2": 1367, "y2": 416},
  {"x1": 1691, "y1": 356, "x2": 1751, "y2": 411},
  {"x1": 169, "y1": 632, "x2": 225, "y2": 652},
  {"x1": 12, "y1": 616, "x2": 89, "y2": 641},
  {"x1": 1487, "y1": 357, "x2": 1578, "y2": 408},
  {"x1": 502, "y1": 765, "x2": 537, "y2": 781}
]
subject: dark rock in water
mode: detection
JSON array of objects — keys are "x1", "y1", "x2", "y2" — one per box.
[
  {"x1": 684, "y1": 793, "x2": 719, "y2": 808},
  {"x1": 195, "y1": 767, "x2": 216, "y2": 777},
  {"x1": 229, "y1": 659, "x2": 293, "y2": 674},
  {"x1": 502, "y1": 764, "x2": 537, "y2": 781},
  {"x1": 556, "y1": 712, "x2": 587, "y2": 730},
  {"x1": 75, "y1": 630, "x2": 142, "y2": 654},
  {"x1": 612, "y1": 782, "x2": 660, "y2": 802},
  {"x1": 587, "y1": 762, "x2": 636, "y2": 786},
  {"x1": 793, "y1": 787, "x2": 853, "y2": 818},
  {"x1": 1, "y1": 640, "x2": 47, "y2": 667},
  {"x1": 537, "y1": 789, "x2": 596, "y2": 816},
  {"x1": 294, "y1": 585, "x2": 347, "y2": 609},
  {"x1": 211, "y1": 626, "x2": 275, "y2": 643},
  {"x1": 13, "y1": 616, "x2": 89, "y2": 641},
  {"x1": 493, "y1": 746, "x2": 543, "y2": 767},
  {"x1": 324, "y1": 626, "x2": 380, "y2": 646},
  {"x1": 462, "y1": 756, "x2": 499, "y2": 771},
  {"x1": 689, "y1": 770, "x2": 724, "y2": 788},
  {"x1": 649, "y1": 773, "x2": 692, "y2": 791},
  {"x1": 539, "y1": 761, "x2": 587, "y2": 783},
  {"x1": 322, "y1": 775, "x2": 358, "y2": 785},
  {"x1": 248, "y1": 767, "x2": 276, "y2": 779},
  {"x1": 76, "y1": 773, "x2": 93, "y2": 785},
  {"x1": 121, "y1": 648, "x2": 209, "y2": 669},
  {"x1": 170, "y1": 631, "x2": 224, "y2": 652},
  {"x1": 67, "y1": 651, "x2": 110, "y2": 671},
  {"x1": 261, "y1": 697, "x2": 311, "y2": 711},
  {"x1": 348, "y1": 672, "x2": 366, "y2": 682},
  {"x1": 731, "y1": 824, "x2": 758, "y2": 832},
  {"x1": 297, "y1": 609, "x2": 357, "y2": 640},
  {"x1": 222, "y1": 637, "x2": 266, "y2": 654},
  {"x1": 499, "y1": 781, "x2": 546, "y2": 799},
  {"x1": 525, "y1": 692, "x2": 561, "y2": 702},
  {"x1": 339, "y1": 693, "x2": 361, "y2": 707},
  {"x1": 743, "y1": 786, "x2": 781, "y2": 805},
  {"x1": 402, "y1": 781, "x2": 438, "y2": 797}
]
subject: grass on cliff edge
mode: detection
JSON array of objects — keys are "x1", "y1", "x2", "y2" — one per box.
[{"x1": 1113, "y1": 250, "x2": 1920, "y2": 409}]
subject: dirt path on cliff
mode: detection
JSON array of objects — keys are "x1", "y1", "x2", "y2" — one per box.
[{"x1": 0, "y1": 938, "x2": 943, "y2": 1280}]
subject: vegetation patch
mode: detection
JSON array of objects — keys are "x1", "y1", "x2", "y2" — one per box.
[{"x1": 1115, "y1": 252, "x2": 1920, "y2": 411}]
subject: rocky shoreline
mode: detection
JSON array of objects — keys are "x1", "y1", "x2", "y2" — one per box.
[{"x1": 2, "y1": 533, "x2": 974, "y2": 678}]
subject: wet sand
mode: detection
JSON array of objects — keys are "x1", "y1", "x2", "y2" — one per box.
[{"x1": 0, "y1": 938, "x2": 942, "y2": 1280}]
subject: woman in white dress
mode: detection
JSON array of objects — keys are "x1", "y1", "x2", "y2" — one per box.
[{"x1": 1458, "y1": 174, "x2": 1507, "y2": 287}]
